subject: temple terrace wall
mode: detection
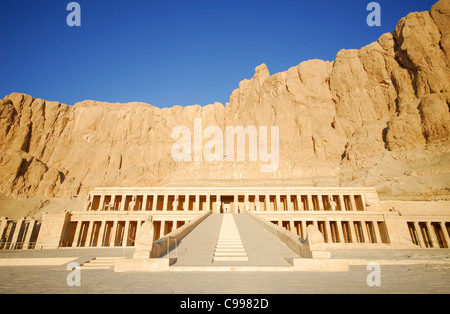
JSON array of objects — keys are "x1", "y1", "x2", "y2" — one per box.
[{"x1": 1, "y1": 187, "x2": 448, "y2": 250}]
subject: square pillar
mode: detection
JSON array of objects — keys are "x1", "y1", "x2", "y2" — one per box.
[
  {"x1": 71, "y1": 222, "x2": 82, "y2": 248},
  {"x1": 275, "y1": 195, "x2": 281, "y2": 211},
  {"x1": 99, "y1": 195, "x2": 106, "y2": 211},
  {"x1": 163, "y1": 194, "x2": 168, "y2": 211},
  {"x1": 345, "y1": 220, "x2": 354, "y2": 243},
  {"x1": 142, "y1": 195, "x2": 149, "y2": 212},
  {"x1": 0, "y1": 218, "x2": 8, "y2": 241},
  {"x1": 195, "y1": 195, "x2": 200, "y2": 211},
  {"x1": 414, "y1": 221, "x2": 425, "y2": 248},
  {"x1": 426, "y1": 222, "x2": 439, "y2": 248},
  {"x1": 120, "y1": 195, "x2": 127, "y2": 211},
  {"x1": 289, "y1": 220, "x2": 295, "y2": 235},
  {"x1": 84, "y1": 221, "x2": 94, "y2": 247},
  {"x1": 122, "y1": 220, "x2": 130, "y2": 247},
  {"x1": 216, "y1": 195, "x2": 221, "y2": 213},
  {"x1": 361, "y1": 221, "x2": 370, "y2": 243},
  {"x1": 317, "y1": 194, "x2": 324, "y2": 211},
  {"x1": 373, "y1": 221, "x2": 382, "y2": 244},
  {"x1": 301, "y1": 221, "x2": 307, "y2": 239},
  {"x1": 337, "y1": 195, "x2": 345, "y2": 211},
  {"x1": 336, "y1": 219, "x2": 345, "y2": 243},
  {"x1": 97, "y1": 220, "x2": 106, "y2": 247},
  {"x1": 307, "y1": 195, "x2": 314, "y2": 212},
  {"x1": 264, "y1": 194, "x2": 269, "y2": 212},
  {"x1": 440, "y1": 222, "x2": 450, "y2": 247},
  {"x1": 10, "y1": 218, "x2": 25, "y2": 247},
  {"x1": 244, "y1": 194, "x2": 250, "y2": 211},
  {"x1": 23, "y1": 220, "x2": 37, "y2": 249},
  {"x1": 109, "y1": 220, "x2": 119, "y2": 247},
  {"x1": 350, "y1": 195, "x2": 358, "y2": 212},
  {"x1": 152, "y1": 194, "x2": 158, "y2": 211},
  {"x1": 324, "y1": 220, "x2": 332, "y2": 243},
  {"x1": 184, "y1": 194, "x2": 190, "y2": 211},
  {"x1": 206, "y1": 194, "x2": 210, "y2": 211},
  {"x1": 160, "y1": 220, "x2": 166, "y2": 238}
]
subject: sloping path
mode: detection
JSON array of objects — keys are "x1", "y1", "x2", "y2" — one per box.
[{"x1": 172, "y1": 213, "x2": 298, "y2": 268}]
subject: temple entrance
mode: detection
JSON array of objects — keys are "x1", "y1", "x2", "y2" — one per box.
[
  {"x1": 223, "y1": 204, "x2": 231, "y2": 213},
  {"x1": 220, "y1": 196, "x2": 234, "y2": 213}
]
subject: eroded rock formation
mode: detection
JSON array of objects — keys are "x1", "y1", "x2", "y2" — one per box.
[{"x1": 0, "y1": 0, "x2": 449, "y2": 203}]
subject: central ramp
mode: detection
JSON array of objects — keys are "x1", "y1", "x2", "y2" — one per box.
[
  {"x1": 213, "y1": 214, "x2": 248, "y2": 262},
  {"x1": 171, "y1": 213, "x2": 298, "y2": 269}
]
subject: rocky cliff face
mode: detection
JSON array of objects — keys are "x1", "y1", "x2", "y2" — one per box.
[{"x1": 0, "y1": 0, "x2": 449, "y2": 201}]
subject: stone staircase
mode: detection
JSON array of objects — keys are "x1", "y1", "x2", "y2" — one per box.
[
  {"x1": 81, "y1": 256, "x2": 126, "y2": 270},
  {"x1": 212, "y1": 214, "x2": 248, "y2": 262}
]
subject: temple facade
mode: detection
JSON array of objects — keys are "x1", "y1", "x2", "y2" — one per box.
[{"x1": 1, "y1": 186, "x2": 449, "y2": 250}]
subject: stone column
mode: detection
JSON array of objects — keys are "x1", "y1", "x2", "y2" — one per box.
[
  {"x1": 324, "y1": 220, "x2": 332, "y2": 243},
  {"x1": 350, "y1": 195, "x2": 358, "y2": 212},
  {"x1": 72, "y1": 221, "x2": 82, "y2": 247},
  {"x1": 173, "y1": 195, "x2": 179, "y2": 211},
  {"x1": 264, "y1": 194, "x2": 270, "y2": 212},
  {"x1": 345, "y1": 220, "x2": 354, "y2": 243},
  {"x1": 336, "y1": 219, "x2": 345, "y2": 244},
  {"x1": 289, "y1": 220, "x2": 295, "y2": 235},
  {"x1": 244, "y1": 194, "x2": 250, "y2": 212},
  {"x1": 0, "y1": 218, "x2": 8, "y2": 242},
  {"x1": 160, "y1": 220, "x2": 166, "y2": 238},
  {"x1": 307, "y1": 195, "x2": 314, "y2": 211},
  {"x1": 152, "y1": 194, "x2": 158, "y2": 211},
  {"x1": 297, "y1": 195, "x2": 303, "y2": 211},
  {"x1": 255, "y1": 195, "x2": 260, "y2": 211},
  {"x1": 338, "y1": 195, "x2": 345, "y2": 211},
  {"x1": 10, "y1": 218, "x2": 25, "y2": 248},
  {"x1": 275, "y1": 194, "x2": 281, "y2": 211},
  {"x1": 233, "y1": 195, "x2": 238, "y2": 213},
  {"x1": 426, "y1": 222, "x2": 439, "y2": 248},
  {"x1": 99, "y1": 195, "x2": 105, "y2": 211},
  {"x1": 142, "y1": 195, "x2": 149, "y2": 212},
  {"x1": 120, "y1": 195, "x2": 127, "y2": 211},
  {"x1": 361, "y1": 221, "x2": 370, "y2": 243},
  {"x1": 84, "y1": 221, "x2": 95, "y2": 247},
  {"x1": 97, "y1": 220, "x2": 106, "y2": 247},
  {"x1": 184, "y1": 194, "x2": 189, "y2": 211},
  {"x1": 440, "y1": 222, "x2": 450, "y2": 248},
  {"x1": 206, "y1": 194, "x2": 210, "y2": 211},
  {"x1": 301, "y1": 221, "x2": 307, "y2": 239},
  {"x1": 216, "y1": 195, "x2": 221, "y2": 213},
  {"x1": 110, "y1": 220, "x2": 119, "y2": 247},
  {"x1": 23, "y1": 220, "x2": 37, "y2": 249},
  {"x1": 317, "y1": 194, "x2": 324, "y2": 211},
  {"x1": 194, "y1": 195, "x2": 199, "y2": 211},
  {"x1": 122, "y1": 220, "x2": 130, "y2": 247},
  {"x1": 163, "y1": 194, "x2": 168, "y2": 211},
  {"x1": 414, "y1": 221, "x2": 425, "y2": 248},
  {"x1": 373, "y1": 221, "x2": 382, "y2": 244}
]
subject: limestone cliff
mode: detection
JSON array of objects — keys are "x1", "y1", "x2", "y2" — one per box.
[{"x1": 0, "y1": 0, "x2": 449, "y2": 202}]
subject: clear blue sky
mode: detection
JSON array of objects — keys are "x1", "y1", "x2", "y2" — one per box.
[{"x1": 0, "y1": 0, "x2": 437, "y2": 108}]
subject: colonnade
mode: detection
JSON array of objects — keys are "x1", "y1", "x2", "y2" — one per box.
[
  {"x1": 64, "y1": 217, "x2": 188, "y2": 248},
  {"x1": 88, "y1": 191, "x2": 368, "y2": 213},
  {"x1": 271, "y1": 218, "x2": 390, "y2": 245},
  {"x1": 0, "y1": 217, "x2": 41, "y2": 250},
  {"x1": 407, "y1": 220, "x2": 450, "y2": 248}
]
